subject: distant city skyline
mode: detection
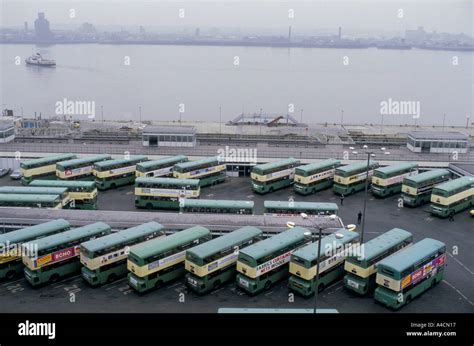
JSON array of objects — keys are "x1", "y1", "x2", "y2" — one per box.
[{"x1": 1, "y1": 0, "x2": 472, "y2": 36}]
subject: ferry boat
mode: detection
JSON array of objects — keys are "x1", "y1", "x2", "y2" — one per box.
[{"x1": 25, "y1": 53, "x2": 56, "y2": 67}]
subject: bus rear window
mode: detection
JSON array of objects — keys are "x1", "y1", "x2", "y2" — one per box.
[{"x1": 381, "y1": 267, "x2": 395, "y2": 276}]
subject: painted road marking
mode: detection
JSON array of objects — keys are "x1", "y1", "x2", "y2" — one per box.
[{"x1": 442, "y1": 280, "x2": 474, "y2": 306}]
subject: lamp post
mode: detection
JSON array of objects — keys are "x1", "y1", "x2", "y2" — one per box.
[
  {"x1": 219, "y1": 106, "x2": 222, "y2": 134},
  {"x1": 340, "y1": 109, "x2": 344, "y2": 128},
  {"x1": 287, "y1": 214, "x2": 356, "y2": 314}
]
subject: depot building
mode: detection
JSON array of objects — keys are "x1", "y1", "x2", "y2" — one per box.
[{"x1": 407, "y1": 131, "x2": 469, "y2": 154}]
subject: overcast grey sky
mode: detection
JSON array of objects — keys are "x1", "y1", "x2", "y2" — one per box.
[{"x1": 1, "y1": 0, "x2": 472, "y2": 35}]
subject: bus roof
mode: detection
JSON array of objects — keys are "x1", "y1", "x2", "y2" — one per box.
[
  {"x1": 353, "y1": 228, "x2": 412, "y2": 261},
  {"x1": 0, "y1": 194, "x2": 60, "y2": 203},
  {"x1": 252, "y1": 158, "x2": 299, "y2": 172},
  {"x1": 136, "y1": 155, "x2": 187, "y2": 170},
  {"x1": 0, "y1": 219, "x2": 70, "y2": 246},
  {"x1": 239, "y1": 227, "x2": 310, "y2": 260},
  {"x1": 81, "y1": 221, "x2": 164, "y2": 253},
  {"x1": 292, "y1": 229, "x2": 360, "y2": 261},
  {"x1": 94, "y1": 156, "x2": 148, "y2": 168},
  {"x1": 173, "y1": 156, "x2": 219, "y2": 170},
  {"x1": 403, "y1": 169, "x2": 450, "y2": 184},
  {"x1": 187, "y1": 226, "x2": 262, "y2": 259},
  {"x1": 183, "y1": 199, "x2": 254, "y2": 209},
  {"x1": 377, "y1": 238, "x2": 446, "y2": 273},
  {"x1": 30, "y1": 180, "x2": 96, "y2": 188},
  {"x1": 135, "y1": 177, "x2": 200, "y2": 186},
  {"x1": 374, "y1": 162, "x2": 418, "y2": 175},
  {"x1": 0, "y1": 186, "x2": 68, "y2": 195},
  {"x1": 295, "y1": 159, "x2": 340, "y2": 174},
  {"x1": 24, "y1": 222, "x2": 111, "y2": 252},
  {"x1": 432, "y1": 176, "x2": 474, "y2": 192},
  {"x1": 129, "y1": 226, "x2": 211, "y2": 259},
  {"x1": 21, "y1": 153, "x2": 76, "y2": 167},
  {"x1": 264, "y1": 201, "x2": 338, "y2": 211},
  {"x1": 335, "y1": 161, "x2": 378, "y2": 174},
  {"x1": 56, "y1": 154, "x2": 111, "y2": 169}
]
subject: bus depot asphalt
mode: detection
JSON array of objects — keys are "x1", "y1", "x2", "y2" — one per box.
[{"x1": 0, "y1": 175, "x2": 472, "y2": 313}]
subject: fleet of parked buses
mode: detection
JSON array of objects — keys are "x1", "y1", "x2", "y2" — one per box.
[
  {"x1": 0, "y1": 218, "x2": 447, "y2": 310},
  {"x1": 1, "y1": 153, "x2": 471, "y2": 217}
]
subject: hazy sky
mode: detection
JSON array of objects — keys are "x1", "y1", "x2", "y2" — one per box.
[{"x1": 1, "y1": 0, "x2": 473, "y2": 35}]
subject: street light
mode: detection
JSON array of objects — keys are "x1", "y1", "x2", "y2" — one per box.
[{"x1": 287, "y1": 213, "x2": 356, "y2": 314}]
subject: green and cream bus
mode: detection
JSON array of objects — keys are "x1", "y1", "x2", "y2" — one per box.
[
  {"x1": 127, "y1": 226, "x2": 211, "y2": 293},
  {"x1": 0, "y1": 186, "x2": 70, "y2": 208},
  {"x1": 251, "y1": 158, "x2": 301, "y2": 194},
  {"x1": 294, "y1": 159, "x2": 341, "y2": 195},
  {"x1": 136, "y1": 155, "x2": 188, "y2": 178},
  {"x1": 0, "y1": 219, "x2": 70, "y2": 280},
  {"x1": 173, "y1": 157, "x2": 226, "y2": 187},
  {"x1": 0, "y1": 194, "x2": 63, "y2": 209},
  {"x1": 20, "y1": 153, "x2": 77, "y2": 185},
  {"x1": 401, "y1": 169, "x2": 450, "y2": 207},
  {"x1": 22, "y1": 222, "x2": 111, "y2": 286},
  {"x1": 371, "y1": 162, "x2": 418, "y2": 197},
  {"x1": 93, "y1": 155, "x2": 148, "y2": 190},
  {"x1": 333, "y1": 161, "x2": 380, "y2": 196},
  {"x1": 135, "y1": 177, "x2": 200, "y2": 210},
  {"x1": 185, "y1": 226, "x2": 263, "y2": 294},
  {"x1": 181, "y1": 199, "x2": 254, "y2": 215},
  {"x1": 288, "y1": 229, "x2": 360, "y2": 296},
  {"x1": 236, "y1": 227, "x2": 311, "y2": 295},
  {"x1": 430, "y1": 176, "x2": 474, "y2": 218},
  {"x1": 81, "y1": 222, "x2": 165, "y2": 286},
  {"x1": 56, "y1": 154, "x2": 111, "y2": 181},
  {"x1": 343, "y1": 228, "x2": 413, "y2": 295},
  {"x1": 374, "y1": 238, "x2": 446, "y2": 309},
  {"x1": 264, "y1": 201, "x2": 338, "y2": 216},
  {"x1": 29, "y1": 180, "x2": 98, "y2": 210}
]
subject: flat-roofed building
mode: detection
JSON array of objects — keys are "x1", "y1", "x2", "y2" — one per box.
[
  {"x1": 407, "y1": 131, "x2": 469, "y2": 153},
  {"x1": 0, "y1": 120, "x2": 15, "y2": 143},
  {"x1": 142, "y1": 125, "x2": 196, "y2": 147}
]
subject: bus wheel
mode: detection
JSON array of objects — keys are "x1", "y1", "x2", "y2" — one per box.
[
  {"x1": 405, "y1": 295, "x2": 412, "y2": 304},
  {"x1": 269, "y1": 187, "x2": 274, "y2": 193},
  {"x1": 264, "y1": 281, "x2": 272, "y2": 291},
  {"x1": 318, "y1": 283, "x2": 325, "y2": 293},
  {"x1": 213, "y1": 280, "x2": 221, "y2": 290},
  {"x1": 50, "y1": 274, "x2": 60, "y2": 283},
  {"x1": 110, "y1": 183, "x2": 117, "y2": 189},
  {"x1": 155, "y1": 280, "x2": 164, "y2": 289},
  {"x1": 146, "y1": 203, "x2": 153, "y2": 210},
  {"x1": 108, "y1": 274, "x2": 117, "y2": 283},
  {"x1": 5, "y1": 271, "x2": 15, "y2": 280}
]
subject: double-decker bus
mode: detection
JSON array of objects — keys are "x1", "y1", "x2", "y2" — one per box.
[
  {"x1": 181, "y1": 199, "x2": 254, "y2": 215},
  {"x1": 374, "y1": 238, "x2": 446, "y2": 309},
  {"x1": 80, "y1": 222, "x2": 165, "y2": 286},
  {"x1": 0, "y1": 219, "x2": 70, "y2": 280},
  {"x1": 173, "y1": 156, "x2": 226, "y2": 187},
  {"x1": 0, "y1": 186, "x2": 70, "y2": 208},
  {"x1": 430, "y1": 176, "x2": 474, "y2": 218},
  {"x1": 333, "y1": 161, "x2": 380, "y2": 195},
  {"x1": 20, "y1": 153, "x2": 77, "y2": 184},
  {"x1": 288, "y1": 229, "x2": 360, "y2": 296},
  {"x1": 29, "y1": 180, "x2": 98, "y2": 210},
  {"x1": 56, "y1": 154, "x2": 111, "y2": 181},
  {"x1": 263, "y1": 201, "x2": 338, "y2": 216},
  {"x1": 343, "y1": 228, "x2": 413, "y2": 295},
  {"x1": 401, "y1": 169, "x2": 450, "y2": 207},
  {"x1": 0, "y1": 194, "x2": 63, "y2": 209},
  {"x1": 127, "y1": 226, "x2": 211, "y2": 293},
  {"x1": 294, "y1": 159, "x2": 341, "y2": 195},
  {"x1": 134, "y1": 177, "x2": 200, "y2": 210},
  {"x1": 185, "y1": 226, "x2": 263, "y2": 294},
  {"x1": 93, "y1": 155, "x2": 148, "y2": 190},
  {"x1": 136, "y1": 155, "x2": 188, "y2": 178},
  {"x1": 371, "y1": 162, "x2": 418, "y2": 197},
  {"x1": 236, "y1": 227, "x2": 311, "y2": 294},
  {"x1": 22, "y1": 222, "x2": 111, "y2": 286},
  {"x1": 251, "y1": 158, "x2": 301, "y2": 194}
]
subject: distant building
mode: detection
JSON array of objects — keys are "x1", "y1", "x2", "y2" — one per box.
[
  {"x1": 139, "y1": 26, "x2": 146, "y2": 35},
  {"x1": 24, "y1": 21, "x2": 28, "y2": 32},
  {"x1": 80, "y1": 22, "x2": 97, "y2": 34},
  {"x1": 407, "y1": 131, "x2": 469, "y2": 153},
  {"x1": 338, "y1": 27, "x2": 342, "y2": 40},
  {"x1": 405, "y1": 26, "x2": 427, "y2": 43},
  {"x1": 195, "y1": 28, "x2": 200, "y2": 37},
  {"x1": 0, "y1": 120, "x2": 15, "y2": 144},
  {"x1": 142, "y1": 125, "x2": 196, "y2": 147},
  {"x1": 34, "y1": 12, "x2": 52, "y2": 41}
]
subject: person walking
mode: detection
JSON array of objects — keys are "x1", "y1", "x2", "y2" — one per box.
[
  {"x1": 357, "y1": 211, "x2": 362, "y2": 224},
  {"x1": 340, "y1": 194, "x2": 345, "y2": 206}
]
